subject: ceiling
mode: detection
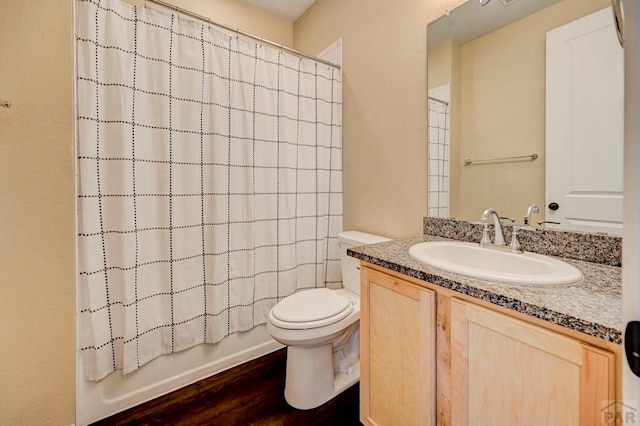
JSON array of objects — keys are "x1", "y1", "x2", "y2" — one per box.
[
  {"x1": 241, "y1": 0, "x2": 316, "y2": 21},
  {"x1": 427, "y1": 0, "x2": 561, "y2": 48}
]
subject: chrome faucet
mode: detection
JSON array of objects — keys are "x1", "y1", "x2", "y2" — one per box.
[
  {"x1": 524, "y1": 203, "x2": 540, "y2": 226},
  {"x1": 480, "y1": 208, "x2": 523, "y2": 253},
  {"x1": 480, "y1": 208, "x2": 507, "y2": 246}
]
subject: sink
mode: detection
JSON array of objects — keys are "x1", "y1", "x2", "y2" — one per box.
[{"x1": 409, "y1": 241, "x2": 583, "y2": 286}]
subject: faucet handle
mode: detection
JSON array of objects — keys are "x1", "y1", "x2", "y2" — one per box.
[
  {"x1": 537, "y1": 220, "x2": 561, "y2": 229},
  {"x1": 510, "y1": 225, "x2": 523, "y2": 253},
  {"x1": 499, "y1": 216, "x2": 515, "y2": 224},
  {"x1": 480, "y1": 223, "x2": 492, "y2": 246}
]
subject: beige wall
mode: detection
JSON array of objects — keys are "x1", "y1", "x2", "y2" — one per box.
[
  {"x1": 294, "y1": 0, "x2": 466, "y2": 238},
  {"x1": 428, "y1": 39, "x2": 455, "y2": 89},
  {"x1": 428, "y1": 0, "x2": 608, "y2": 222},
  {"x1": 0, "y1": 1, "x2": 291, "y2": 424},
  {"x1": 0, "y1": 1, "x2": 75, "y2": 424},
  {"x1": 153, "y1": 0, "x2": 294, "y2": 46}
]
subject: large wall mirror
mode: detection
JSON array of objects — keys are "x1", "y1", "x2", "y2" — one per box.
[{"x1": 427, "y1": 0, "x2": 623, "y2": 235}]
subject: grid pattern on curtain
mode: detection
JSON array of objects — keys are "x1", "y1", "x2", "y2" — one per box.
[
  {"x1": 76, "y1": 0, "x2": 342, "y2": 380},
  {"x1": 427, "y1": 87, "x2": 450, "y2": 217}
]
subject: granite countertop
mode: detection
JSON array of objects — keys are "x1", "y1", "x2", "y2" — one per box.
[{"x1": 348, "y1": 235, "x2": 622, "y2": 344}]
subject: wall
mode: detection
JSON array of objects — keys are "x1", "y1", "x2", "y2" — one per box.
[
  {"x1": 428, "y1": 40, "x2": 454, "y2": 89},
  {"x1": 452, "y1": 0, "x2": 607, "y2": 221},
  {"x1": 293, "y1": 0, "x2": 467, "y2": 238},
  {"x1": 0, "y1": 0, "x2": 291, "y2": 424},
  {"x1": 150, "y1": 0, "x2": 294, "y2": 46},
  {"x1": 0, "y1": 0, "x2": 74, "y2": 424},
  {"x1": 0, "y1": 1, "x2": 75, "y2": 425}
]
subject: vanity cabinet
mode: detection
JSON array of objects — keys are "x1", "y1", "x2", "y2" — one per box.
[
  {"x1": 360, "y1": 265, "x2": 617, "y2": 426},
  {"x1": 360, "y1": 267, "x2": 436, "y2": 426},
  {"x1": 450, "y1": 299, "x2": 615, "y2": 426}
]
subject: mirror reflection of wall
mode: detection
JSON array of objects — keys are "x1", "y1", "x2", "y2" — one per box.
[{"x1": 427, "y1": 0, "x2": 621, "y2": 234}]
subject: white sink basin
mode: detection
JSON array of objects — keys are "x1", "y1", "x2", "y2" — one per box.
[{"x1": 409, "y1": 241, "x2": 583, "y2": 286}]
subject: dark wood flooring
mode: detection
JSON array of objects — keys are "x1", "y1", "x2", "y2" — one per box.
[{"x1": 92, "y1": 348, "x2": 361, "y2": 426}]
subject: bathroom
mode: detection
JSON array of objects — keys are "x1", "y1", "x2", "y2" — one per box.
[{"x1": 1, "y1": 0, "x2": 638, "y2": 424}]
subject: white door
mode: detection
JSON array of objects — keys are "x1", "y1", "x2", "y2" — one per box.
[
  {"x1": 623, "y1": 0, "x2": 640, "y2": 412},
  {"x1": 546, "y1": 7, "x2": 624, "y2": 235}
]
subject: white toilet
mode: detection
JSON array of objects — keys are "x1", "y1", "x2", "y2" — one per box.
[{"x1": 266, "y1": 231, "x2": 391, "y2": 410}]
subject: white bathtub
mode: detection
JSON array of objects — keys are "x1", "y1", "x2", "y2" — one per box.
[{"x1": 76, "y1": 325, "x2": 282, "y2": 425}]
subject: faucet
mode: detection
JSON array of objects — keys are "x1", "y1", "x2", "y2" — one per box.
[
  {"x1": 480, "y1": 208, "x2": 523, "y2": 253},
  {"x1": 524, "y1": 203, "x2": 540, "y2": 226},
  {"x1": 480, "y1": 208, "x2": 507, "y2": 246}
]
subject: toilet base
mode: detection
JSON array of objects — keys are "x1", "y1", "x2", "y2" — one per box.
[{"x1": 283, "y1": 344, "x2": 360, "y2": 410}]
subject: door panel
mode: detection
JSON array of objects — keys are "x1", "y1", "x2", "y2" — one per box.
[
  {"x1": 360, "y1": 268, "x2": 436, "y2": 426},
  {"x1": 622, "y1": 0, "x2": 640, "y2": 407},
  {"x1": 546, "y1": 7, "x2": 623, "y2": 234},
  {"x1": 451, "y1": 299, "x2": 613, "y2": 426}
]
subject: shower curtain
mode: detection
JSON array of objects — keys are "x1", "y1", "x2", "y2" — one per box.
[
  {"x1": 76, "y1": 0, "x2": 343, "y2": 381},
  {"x1": 427, "y1": 89, "x2": 450, "y2": 218}
]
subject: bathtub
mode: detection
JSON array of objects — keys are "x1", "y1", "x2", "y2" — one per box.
[{"x1": 76, "y1": 325, "x2": 282, "y2": 425}]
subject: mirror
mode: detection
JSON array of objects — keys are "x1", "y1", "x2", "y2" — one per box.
[{"x1": 427, "y1": 0, "x2": 623, "y2": 235}]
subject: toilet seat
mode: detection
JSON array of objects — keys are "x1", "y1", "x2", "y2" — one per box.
[{"x1": 269, "y1": 288, "x2": 353, "y2": 330}]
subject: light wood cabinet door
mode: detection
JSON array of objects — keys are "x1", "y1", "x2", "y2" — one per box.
[
  {"x1": 360, "y1": 267, "x2": 436, "y2": 426},
  {"x1": 450, "y1": 298, "x2": 615, "y2": 426}
]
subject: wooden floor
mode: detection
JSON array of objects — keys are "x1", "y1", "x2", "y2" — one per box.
[{"x1": 92, "y1": 348, "x2": 361, "y2": 425}]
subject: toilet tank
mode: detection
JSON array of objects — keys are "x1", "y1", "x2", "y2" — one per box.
[{"x1": 338, "y1": 231, "x2": 391, "y2": 294}]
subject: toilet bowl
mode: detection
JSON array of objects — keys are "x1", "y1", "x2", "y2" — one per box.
[{"x1": 266, "y1": 231, "x2": 391, "y2": 410}]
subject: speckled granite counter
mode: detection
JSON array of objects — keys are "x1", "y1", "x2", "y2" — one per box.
[{"x1": 348, "y1": 235, "x2": 622, "y2": 344}]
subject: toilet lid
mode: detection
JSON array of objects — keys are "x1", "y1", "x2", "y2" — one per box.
[{"x1": 270, "y1": 288, "x2": 353, "y2": 329}]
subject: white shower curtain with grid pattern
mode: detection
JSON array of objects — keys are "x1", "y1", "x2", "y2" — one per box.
[
  {"x1": 76, "y1": 0, "x2": 342, "y2": 381},
  {"x1": 427, "y1": 87, "x2": 450, "y2": 218}
]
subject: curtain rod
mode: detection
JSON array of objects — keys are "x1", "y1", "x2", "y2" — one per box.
[{"x1": 145, "y1": 0, "x2": 341, "y2": 70}]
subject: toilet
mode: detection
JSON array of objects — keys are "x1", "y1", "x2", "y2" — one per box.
[{"x1": 266, "y1": 231, "x2": 391, "y2": 410}]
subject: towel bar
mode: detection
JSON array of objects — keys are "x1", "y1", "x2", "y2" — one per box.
[{"x1": 464, "y1": 153, "x2": 538, "y2": 165}]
